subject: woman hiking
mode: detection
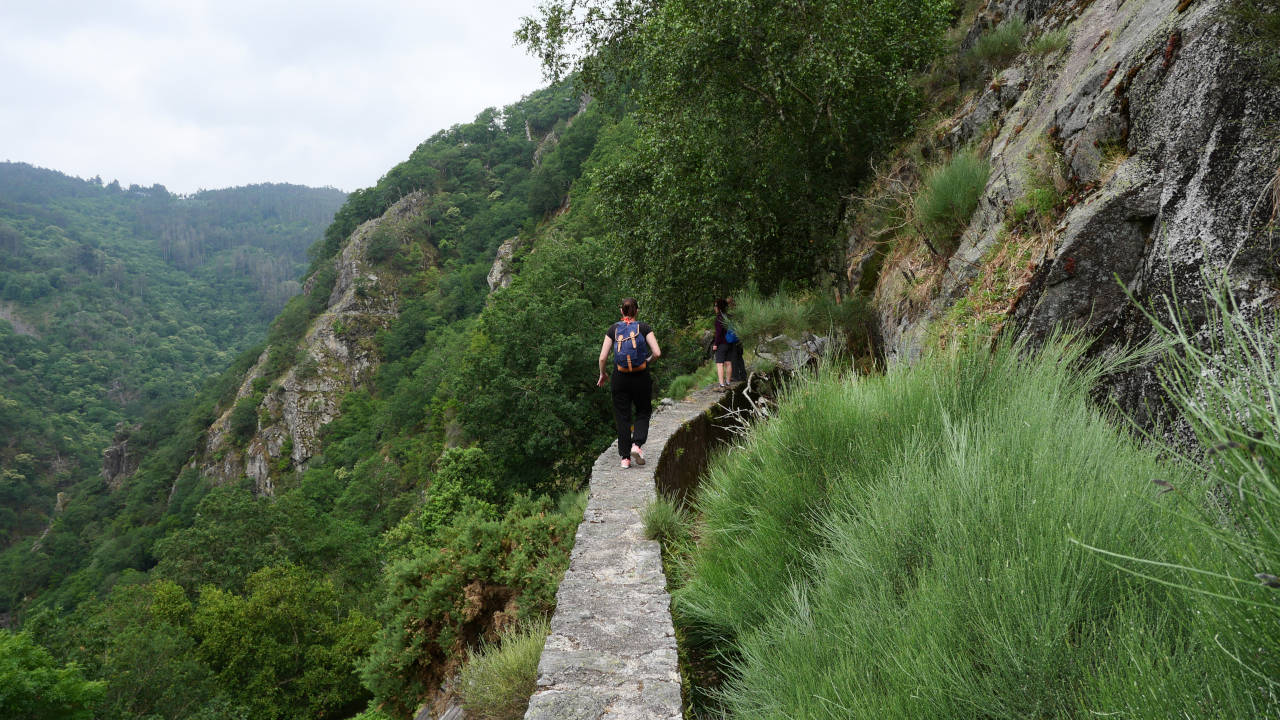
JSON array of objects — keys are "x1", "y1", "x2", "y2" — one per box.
[
  {"x1": 712, "y1": 298, "x2": 738, "y2": 388},
  {"x1": 597, "y1": 297, "x2": 662, "y2": 469}
]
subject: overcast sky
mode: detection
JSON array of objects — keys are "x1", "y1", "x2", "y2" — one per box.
[{"x1": 0, "y1": 0, "x2": 550, "y2": 195}]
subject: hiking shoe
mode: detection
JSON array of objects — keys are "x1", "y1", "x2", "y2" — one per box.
[
  {"x1": 621, "y1": 458, "x2": 631, "y2": 469},
  {"x1": 630, "y1": 444, "x2": 645, "y2": 466}
]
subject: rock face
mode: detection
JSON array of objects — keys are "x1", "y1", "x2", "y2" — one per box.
[
  {"x1": 197, "y1": 192, "x2": 430, "y2": 494},
  {"x1": 868, "y1": 0, "x2": 1279, "y2": 419},
  {"x1": 755, "y1": 334, "x2": 831, "y2": 372},
  {"x1": 487, "y1": 236, "x2": 520, "y2": 291},
  {"x1": 101, "y1": 422, "x2": 141, "y2": 490}
]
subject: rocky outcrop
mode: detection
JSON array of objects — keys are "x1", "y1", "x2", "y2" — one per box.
[
  {"x1": 197, "y1": 192, "x2": 430, "y2": 493},
  {"x1": 0, "y1": 301, "x2": 39, "y2": 337},
  {"x1": 867, "y1": 0, "x2": 1279, "y2": 420},
  {"x1": 755, "y1": 334, "x2": 831, "y2": 372},
  {"x1": 101, "y1": 422, "x2": 141, "y2": 490},
  {"x1": 487, "y1": 236, "x2": 521, "y2": 291}
]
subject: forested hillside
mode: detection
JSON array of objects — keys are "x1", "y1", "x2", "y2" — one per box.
[
  {"x1": 0, "y1": 164, "x2": 344, "y2": 554},
  {"x1": 1, "y1": 0, "x2": 962, "y2": 716},
  {"x1": 2, "y1": 81, "x2": 679, "y2": 720},
  {"x1": 5, "y1": 0, "x2": 1277, "y2": 718}
]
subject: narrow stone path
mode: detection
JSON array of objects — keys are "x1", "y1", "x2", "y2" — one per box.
[{"x1": 524, "y1": 387, "x2": 729, "y2": 720}]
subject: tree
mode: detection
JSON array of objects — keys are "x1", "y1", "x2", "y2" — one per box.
[
  {"x1": 520, "y1": 0, "x2": 955, "y2": 320},
  {"x1": 192, "y1": 565, "x2": 375, "y2": 720},
  {"x1": 0, "y1": 630, "x2": 104, "y2": 720}
]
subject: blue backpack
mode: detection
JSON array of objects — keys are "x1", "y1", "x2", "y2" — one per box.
[{"x1": 614, "y1": 320, "x2": 650, "y2": 372}]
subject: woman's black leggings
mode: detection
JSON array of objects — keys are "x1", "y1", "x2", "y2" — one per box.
[{"x1": 611, "y1": 370, "x2": 652, "y2": 458}]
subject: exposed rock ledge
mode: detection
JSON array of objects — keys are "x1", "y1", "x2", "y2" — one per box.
[
  {"x1": 525, "y1": 386, "x2": 738, "y2": 720},
  {"x1": 196, "y1": 191, "x2": 428, "y2": 493}
]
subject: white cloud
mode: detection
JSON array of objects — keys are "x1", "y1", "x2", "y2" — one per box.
[{"x1": 0, "y1": 0, "x2": 548, "y2": 193}]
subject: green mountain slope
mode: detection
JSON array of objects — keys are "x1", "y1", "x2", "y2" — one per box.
[{"x1": 0, "y1": 163, "x2": 345, "y2": 549}]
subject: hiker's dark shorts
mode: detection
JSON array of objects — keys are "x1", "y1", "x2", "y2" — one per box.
[{"x1": 714, "y1": 343, "x2": 731, "y2": 363}]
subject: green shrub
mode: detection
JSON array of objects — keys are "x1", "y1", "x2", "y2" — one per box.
[
  {"x1": 361, "y1": 492, "x2": 585, "y2": 719},
  {"x1": 0, "y1": 630, "x2": 105, "y2": 720},
  {"x1": 970, "y1": 17, "x2": 1027, "y2": 68},
  {"x1": 1027, "y1": 28, "x2": 1070, "y2": 56},
  {"x1": 1010, "y1": 186, "x2": 1060, "y2": 226},
  {"x1": 1010, "y1": 136, "x2": 1068, "y2": 231},
  {"x1": 643, "y1": 494, "x2": 694, "y2": 549},
  {"x1": 227, "y1": 394, "x2": 262, "y2": 445},
  {"x1": 915, "y1": 151, "x2": 991, "y2": 249},
  {"x1": 674, "y1": 336, "x2": 1263, "y2": 717},
  {"x1": 732, "y1": 291, "x2": 809, "y2": 342},
  {"x1": 458, "y1": 618, "x2": 550, "y2": 720},
  {"x1": 664, "y1": 374, "x2": 698, "y2": 402}
]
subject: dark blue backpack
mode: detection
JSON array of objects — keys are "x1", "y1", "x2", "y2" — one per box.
[{"x1": 614, "y1": 320, "x2": 650, "y2": 372}]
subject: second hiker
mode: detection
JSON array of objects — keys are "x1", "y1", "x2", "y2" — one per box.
[{"x1": 597, "y1": 297, "x2": 662, "y2": 469}]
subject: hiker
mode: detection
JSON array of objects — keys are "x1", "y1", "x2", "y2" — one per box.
[
  {"x1": 597, "y1": 297, "x2": 662, "y2": 469},
  {"x1": 726, "y1": 295, "x2": 746, "y2": 383},
  {"x1": 712, "y1": 298, "x2": 739, "y2": 388}
]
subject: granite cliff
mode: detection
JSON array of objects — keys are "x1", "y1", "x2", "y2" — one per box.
[{"x1": 854, "y1": 0, "x2": 1278, "y2": 421}]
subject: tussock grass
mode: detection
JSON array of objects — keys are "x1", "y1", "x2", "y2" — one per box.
[
  {"x1": 916, "y1": 151, "x2": 991, "y2": 250},
  {"x1": 458, "y1": 618, "x2": 549, "y2": 720},
  {"x1": 644, "y1": 494, "x2": 695, "y2": 549},
  {"x1": 1028, "y1": 28, "x2": 1070, "y2": 56},
  {"x1": 674, "y1": 336, "x2": 1266, "y2": 718},
  {"x1": 1107, "y1": 278, "x2": 1280, "y2": 690},
  {"x1": 730, "y1": 288, "x2": 873, "y2": 355},
  {"x1": 970, "y1": 17, "x2": 1027, "y2": 69}
]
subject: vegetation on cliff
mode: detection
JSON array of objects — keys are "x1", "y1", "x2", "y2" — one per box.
[{"x1": 0, "y1": 166, "x2": 344, "y2": 553}]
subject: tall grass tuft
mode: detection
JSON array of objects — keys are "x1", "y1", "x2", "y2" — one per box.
[
  {"x1": 916, "y1": 151, "x2": 991, "y2": 250},
  {"x1": 730, "y1": 288, "x2": 872, "y2": 349},
  {"x1": 1095, "y1": 278, "x2": 1280, "y2": 691},
  {"x1": 674, "y1": 335, "x2": 1266, "y2": 718},
  {"x1": 970, "y1": 17, "x2": 1027, "y2": 68},
  {"x1": 1028, "y1": 28, "x2": 1070, "y2": 56},
  {"x1": 644, "y1": 494, "x2": 695, "y2": 549},
  {"x1": 457, "y1": 618, "x2": 549, "y2": 720}
]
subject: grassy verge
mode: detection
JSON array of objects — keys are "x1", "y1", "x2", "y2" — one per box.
[
  {"x1": 672, "y1": 336, "x2": 1268, "y2": 718},
  {"x1": 457, "y1": 618, "x2": 550, "y2": 720}
]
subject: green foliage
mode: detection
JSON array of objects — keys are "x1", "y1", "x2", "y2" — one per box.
[
  {"x1": 458, "y1": 617, "x2": 550, "y2": 720},
  {"x1": 33, "y1": 579, "x2": 227, "y2": 719},
  {"x1": 731, "y1": 287, "x2": 874, "y2": 352},
  {"x1": 663, "y1": 363, "x2": 718, "y2": 402},
  {"x1": 675, "y1": 337, "x2": 1265, "y2": 717},
  {"x1": 1009, "y1": 136, "x2": 1068, "y2": 232},
  {"x1": 384, "y1": 447, "x2": 502, "y2": 551},
  {"x1": 228, "y1": 392, "x2": 263, "y2": 445},
  {"x1": 0, "y1": 629, "x2": 104, "y2": 720},
  {"x1": 1110, "y1": 278, "x2": 1280, "y2": 686},
  {"x1": 0, "y1": 164, "x2": 343, "y2": 552},
  {"x1": 308, "y1": 83, "x2": 583, "y2": 272},
  {"x1": 915, "y1": 150, "x2": 991, "y2": 250},
  {"x1": 454, "y1": 233, "x2": 617, "y2": 489},
  {"x1": 362, "y1": 493, "x2": 584, "y2": 719},
  {"x1": 193, "y1": 565, "x2": 376, "y2": 720},
  {"x1": 524, "y1": 0, "x2": 955, "y2": 321},
  {"x1": 969, "y1": 17, "x2": 1027, "y2": 69}
]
